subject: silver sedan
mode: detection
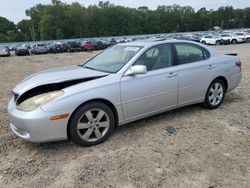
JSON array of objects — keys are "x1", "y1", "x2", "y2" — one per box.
[{"x1": 8, "y1": 39, "x2": 242, "y2": 146}]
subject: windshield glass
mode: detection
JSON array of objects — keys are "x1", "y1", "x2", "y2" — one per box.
[{"x1": 82, "y1": 46, "x2": 142, "y2": 73}]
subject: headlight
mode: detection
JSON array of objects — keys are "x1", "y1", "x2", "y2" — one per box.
[{"x1": 18, "y1": 90, "x2": 64, "y2": 112}]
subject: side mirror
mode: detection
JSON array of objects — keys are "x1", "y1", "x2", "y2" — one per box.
[{"x1": 125, "y1": 65, "x2": 147, "y2": 76}]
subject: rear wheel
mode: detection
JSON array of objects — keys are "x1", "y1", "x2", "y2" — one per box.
[
  {"x1": 69, "y1": 102, "x2": 115, "y2": 147},
  {"x1": 231, "y1": 39, "x2": 237, "y2": 44},
  {"x1": 215, "y1": 40, "x2": 221, "y2": 45},
  {"x1": 246, "y1": 38, "x2": 250, "y2": 43},
  {"x1": 201, "y1": 41, "x2": 206, "y2": 44},
  {"x1": 204, "y1": 79, "x2": 226, "y2": 109}
]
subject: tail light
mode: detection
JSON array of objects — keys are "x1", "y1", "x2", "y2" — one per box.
[{"x1": 235, "y1": 60, "x2": 241, "y2": 71}]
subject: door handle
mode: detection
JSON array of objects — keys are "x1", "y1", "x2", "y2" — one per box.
[
  {"x1": 167, "y1": 72, "x2": 177, "y2": 78},
  {"x1": 208, "y1": 65, "x2": 215, "y2": 70}
]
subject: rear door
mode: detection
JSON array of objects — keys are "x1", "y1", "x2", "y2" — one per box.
[{"x1": 173, "y1": 42, "x2": 213, "y2": 106}]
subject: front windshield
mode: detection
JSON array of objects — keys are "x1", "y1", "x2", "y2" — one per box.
[{"x1": 82, "y1": 46, "x2": 142, "y2": 73}]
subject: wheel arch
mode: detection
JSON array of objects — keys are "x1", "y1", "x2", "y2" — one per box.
[
  {"x1": 212, "y1": 76, "x2": 228, "y2": 91},
  {"x1": 67, "y1": 98, "x2": 119, "y2": 140}
]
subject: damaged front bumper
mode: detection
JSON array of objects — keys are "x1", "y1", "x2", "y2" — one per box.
[{"x1": 7, "y1": 96, "x2": 69, "y2": 143}]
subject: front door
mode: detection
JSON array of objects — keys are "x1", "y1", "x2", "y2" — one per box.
[{"x1": 120, "y1": 44, "x2": 178, "y2": 121}]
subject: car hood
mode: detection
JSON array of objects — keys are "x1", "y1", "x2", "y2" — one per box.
[{"x1": 13, "y1": 65, "x2": 109, "y2": 95}]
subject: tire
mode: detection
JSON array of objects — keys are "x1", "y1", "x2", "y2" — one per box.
[
  {"x1": 246, "y1": 38, "x2": 250, "y2": 43},
  {"x1": 231, "y1": 39, "x2": 237, "y2": 44},
  {"x1": 201, "y1": 41, "x2": 206, "y2": 44},
  {"x1": 215, "y1": 40, "x2": 221, "y2": 45},
  {"x1": 204, "y1": 79, "x2": 226, "y2": 109},
  {"x1": 69, "y1": 102, "x2": 115, "y2": 147}
]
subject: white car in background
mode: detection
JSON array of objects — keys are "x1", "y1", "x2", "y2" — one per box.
[
  {"x1": 200, "y1": 35, "x2": 223, "y2": 45},
  {"x1": 233, "y1": 32, "x2": 250, "y2": 43},
  {"x1": 220, "y1": 33, "x2": 244, "y2": 44}
]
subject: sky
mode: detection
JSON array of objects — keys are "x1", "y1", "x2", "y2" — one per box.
[{"x1": 1, "y1": 0, "x2": 250, "y2": 23}]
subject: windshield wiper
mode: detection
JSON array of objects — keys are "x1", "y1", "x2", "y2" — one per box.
[
  {"x1": 83, "y1": 66, "x2": 97, "y2": 71},
  {"x1": 82, "y1": 65, "x2": 114, "y2": 74}
]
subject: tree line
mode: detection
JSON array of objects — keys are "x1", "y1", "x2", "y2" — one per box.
[{"x1": 0, "y1": 0, "x2": 250, "y2": 43}]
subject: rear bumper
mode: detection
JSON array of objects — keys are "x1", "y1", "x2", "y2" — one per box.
[
  {"x1": 0, "y1": 51, "x2": 10, "y2": 56},
  {"x1": 16, "y1": 51, "x2": 29, "y2": 55},
  {"x1": 227, "y1": 72, "x2": 242, "y2": 92},
  {"x1": 7, "y1": 96, "x2": 69, "y2": 143}
]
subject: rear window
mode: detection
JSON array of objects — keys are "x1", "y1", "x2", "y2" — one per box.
[{"x1": 175, "y1": 43, "x2": 210, "y2": 64}]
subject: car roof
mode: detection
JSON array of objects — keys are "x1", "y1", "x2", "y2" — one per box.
[
  {"x1": 117, "y1": 39, "x2": 192, "y2": 47},
  {"x1": 117, "y1": 39, "x2": 221, "y2": 57}
]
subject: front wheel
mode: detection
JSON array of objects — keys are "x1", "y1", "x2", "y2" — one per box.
[
  {"x1": 204, "y1": 79, "x2": 226, "y2": 109},
  {"x1": 69, "y1": 102, "x2": 115, "y2": 147}
]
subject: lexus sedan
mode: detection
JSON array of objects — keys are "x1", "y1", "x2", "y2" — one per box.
[{"x1": 8, "y1": 39, "x2": 242, "y2": 146}]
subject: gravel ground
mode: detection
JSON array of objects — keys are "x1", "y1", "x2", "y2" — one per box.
[{"x1": 0, "y1": 44, "x2": 249, "y2": 188}]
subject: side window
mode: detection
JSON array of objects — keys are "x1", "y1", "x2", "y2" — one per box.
[
  {"x1": 175, "y1": 43, "x2": 209, "y2": 64},
  {"x1": 134, "y1": 44, "x2": 173, "y2": 71},
  {"x1": 202, "y1": 48, "x2": 210, "y2": 60},
  {"x1": 146, "y1": 48, "x2": 159, "y2": 58}
]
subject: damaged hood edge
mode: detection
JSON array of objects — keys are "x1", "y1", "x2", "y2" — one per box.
[{"x1": 13, "y1": 65, "x2": 109, "y2": 95}]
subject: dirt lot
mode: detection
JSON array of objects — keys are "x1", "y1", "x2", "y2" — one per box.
[{"x1": 0, "y1": 44, "x2": 249, "y2": 188}]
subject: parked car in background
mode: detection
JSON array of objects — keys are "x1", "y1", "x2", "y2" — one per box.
[
  {"x1": 15, "y1": 46, "x2": 30, "y2": 56},
  {"x1": 200, "y1": 35, "x2": 223, "y2": 45},
  {"x1": 243, "y1": 29, "x2": 250, "y2": 34},
  {"x1": 110, "y1": 38, "x2": 117, "y2": 46},
  {"x1": 80, "y1": 41, "x2": 94, "y2": 51},
  {"x1": 8, "y1": 39, "x2": 242, "y2": 146},
  {"x1": 186, "y1": 35, "x2": 201, "y2": 43},
  {"x1": 91, "y1": 41, "x2": 106, "y2": 50},
  {"x1": 9, "y1": 45, "x2": 18, "y2": 51},
  {"x1": 61, "y1": 43, "x2": 69, "y2": 52},
  {"x1": 220, "y1": 33, "x2": 244, "y2": 44},
  {"x1": 31, "y1": 43, "x2": 48, "y2": 54},
  {"x1": 67, "y1": 41, "x2": 81, "y2": 52},
  {"x1": 172, "y1": 35, "x2": 201, "y2": 43},
  {"x1": 48, "y1": 42, "x2": 64, "y2": 53},
  {"x1": 0, "y1": 46, "x2": 10, "y2": 57},
  {"x1": 102, "y1": 40, "x2": 112, "y2": 48},
  {"x1": 233, "y1": 32, "x2": 249, "y2": 43}
]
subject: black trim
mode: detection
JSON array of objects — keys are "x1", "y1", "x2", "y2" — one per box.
[{"x1": 170, "y1": 43, "x2": 179, "y2": 66}]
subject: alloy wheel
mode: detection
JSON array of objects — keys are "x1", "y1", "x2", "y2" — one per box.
[
  {"x1": 208, "y1": 82, "x2": 224, "y2": 106},
  {"x1": 77, "y1": 109, "x2": 110, "y2": 142}
]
